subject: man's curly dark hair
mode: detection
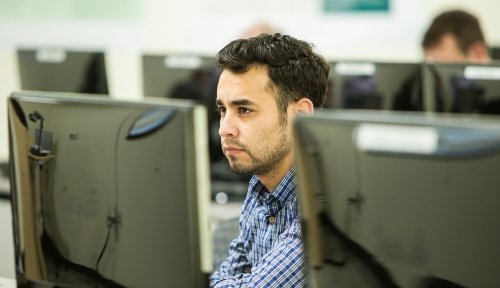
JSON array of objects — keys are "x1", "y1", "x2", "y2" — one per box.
[{"x1": 216, "y1": 33, "x2": 330, "y2": 119}]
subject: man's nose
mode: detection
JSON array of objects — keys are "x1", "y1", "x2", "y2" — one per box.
[{"x1": 218, "y1": 113, "x2": 238, "y2": 138}]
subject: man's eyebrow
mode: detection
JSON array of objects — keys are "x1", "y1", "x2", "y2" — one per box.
[
  {"x1": 231, "y1": 99, "x2": 255, "y2": 106},
  {"x1": 216, "y1": 99, "x2": 256, "y2": 107}
]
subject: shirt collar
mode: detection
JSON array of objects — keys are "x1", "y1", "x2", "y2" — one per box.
[{"x1": 248, "y1": 167, "x2": 296, "y2": 206}]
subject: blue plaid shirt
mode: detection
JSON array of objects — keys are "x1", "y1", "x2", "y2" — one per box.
[{"x1": 210, "y1": 168, "x2": 305, "y2": 287}]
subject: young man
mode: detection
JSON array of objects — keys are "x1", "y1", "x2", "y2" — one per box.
[
  {"x1": 210, "y1": 33, "x2": 330, "y2": 287},
  {"x1": 422, "y1": 9, "x2": 490, "y2": 63}
]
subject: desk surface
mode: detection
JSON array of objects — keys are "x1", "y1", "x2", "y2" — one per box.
[{"x1": 211, "y1": 202, "x2": 242, "y2": 224}]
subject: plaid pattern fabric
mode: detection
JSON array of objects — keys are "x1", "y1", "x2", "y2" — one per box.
[{"x1": 210, "y1": 168, "x2": 305, "y2": 287}]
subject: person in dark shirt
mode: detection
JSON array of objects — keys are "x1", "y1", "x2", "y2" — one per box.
[{"x1": 393, "y1": 9, "x2": 491, "y2": 112}]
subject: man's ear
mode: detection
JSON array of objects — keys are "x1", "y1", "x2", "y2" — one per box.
[
  {"x1": 467, "y1": 41, "x2": 490, "y2": 63},
  {"x1": 294, "y1": 98, "x2": 314, "y2": 115}
]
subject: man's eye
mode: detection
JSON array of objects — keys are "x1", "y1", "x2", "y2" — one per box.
[
  {"x1": 239, "y1": 107, "x2": 252, "y2": 114},
  {"x1": 216, "y1": 107, "x2": 226, "y2": 115}
]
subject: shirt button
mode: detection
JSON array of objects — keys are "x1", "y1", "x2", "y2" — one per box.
[{"x1": 268, "y1": 216, "x2": 276, "y2": 224}]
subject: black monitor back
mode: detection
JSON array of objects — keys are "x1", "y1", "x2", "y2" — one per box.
[
  {"x1": 491, "y1": 46, "x2": 500, "y2": 61},
  {"x1": 329, "y1": 61, "x2": 420, "y2": 110},
  {"x1": 294, "y1": 110, "x2": 500, "y2": 288},
  {"x1": 8, "y1": 91, "x2": 212, "y2": 287},
  {"x1": 142, "y1": 53, "x2": 215, "y2": 100},
  {"x1": 422, "y1": 62, "x2": 500, "y2": 114},
  {"x1": 17, "y1": 48, "x2": 109, "y2": 95},
  {"x1": 142, "y1": 53, "x2": 227, "y2": 164}
]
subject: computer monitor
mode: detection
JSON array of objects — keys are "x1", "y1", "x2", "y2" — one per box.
[
  {"x1": 491, "y1": 46, "x2": 500, "y2": 61},
  {"x1": 329, "y1": 61, "x2": 420, "y2": 110},
  {"x1": 422, "y1": 62, "x2": 500, "y2": 114},
  {"x1": 17, "y1": 48, "x2": 109, "y2": 95},
  {"x1": 142, "y1": 53, "x2": 237, "y2": 173},
  {"x1": 294, "y1": 110, "x2": 500, "y2": 288},
  {"x1": 142, "y1": 53, "x2": 215, "y2": 100},
  {"x1": 8, "y1": 91, "x2": 212, "y2": 287}
]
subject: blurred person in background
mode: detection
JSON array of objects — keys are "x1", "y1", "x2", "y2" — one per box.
[
  {"x1": 393, "y1": 9, "x2": 491, "y2": 111},
  {"x1": 422, "y1": 9, "x2": 490, "y2": 63}
]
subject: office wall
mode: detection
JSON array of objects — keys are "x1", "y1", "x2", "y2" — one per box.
[
  {"x1": 143, "y1": 0, "x2": 500, "y2": 58},
  {"x1": 0, "y1": 200, "x2": 15, "y2": 279},
  {"x1": 144, "y1": 0, "x2": 424, "y2": 60}
]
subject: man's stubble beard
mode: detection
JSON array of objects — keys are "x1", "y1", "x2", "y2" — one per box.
[{"x1": 227, "y1": 123, "x2": 291, "y2": 176}]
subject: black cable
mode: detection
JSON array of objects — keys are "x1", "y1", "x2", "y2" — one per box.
[
  {"x1": 321, "y1": 198, "x2": 358, "y2": 267},
  {"x1": 96, "y1": 223, "x2": 112, "y2": 273},
  {"x1": 95, "y1": 216, "x2": 116, "y2": 288},
  {"x1": 318, "y1": 212, "x2": 399, "y2": 287},
  {"x1": 344, "y1": 193, "x2": 364, "y2": 237},
  {"x1": 39, "y1": 231, "x2": 126, "y2": 287}
]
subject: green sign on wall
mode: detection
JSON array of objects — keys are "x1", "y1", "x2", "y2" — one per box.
[
  {"x1": 0, "y1": 0, "x2": 142, "y2": 21},
  {"x1": 323, "y1": 0, "x2": 389, "y2": 12}
]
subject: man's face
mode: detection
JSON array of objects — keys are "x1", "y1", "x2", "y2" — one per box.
[
  {"x1": 216, "y1": 65, "x2": 293, "y2": 177},
  {"x1": 424, "y1": 33, "x2": 468, "y2": 62}
]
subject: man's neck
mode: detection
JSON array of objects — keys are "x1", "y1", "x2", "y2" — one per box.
[{"x1": 257, "y1": 157, "x2": 294, "y2": 192}]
